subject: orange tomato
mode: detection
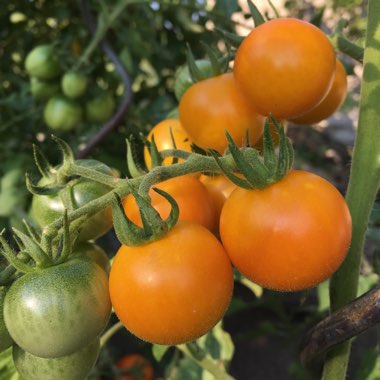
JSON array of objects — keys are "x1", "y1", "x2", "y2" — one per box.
[
  {"x1": 115, "y1": 354, "x2": 154, "y2": 380},
  {"x1": 144, "y1": 119, "x2": 193, "y2": 169},
  {"x1": 109, "y1": 222, "x2": 233, "y2": 345},
  {"x1": 123, "y1": 175, "x2": 216, "y2": 232},
  {"x1": 179, "y1": 73, "x2": 265, "y2": 154},
  {"x1": 220, "y1": 170, "x2": 352, "y2": 291},
  {"x1": 233, "y1": 18, "x2": 336, "y2": 119},
  {"x1": 291, "y1": 59, "x2": 347, "y2": 124},
  {"x1": 199, "y1": 174, "x2": 236, "y2": 233}
]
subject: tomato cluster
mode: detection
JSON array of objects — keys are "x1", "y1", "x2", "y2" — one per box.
[
  {"x1": 25, "y1": 44, "x2": 115, "y2": 131},
  {"x1": 1, "y1": 14, "x2": 353, "y2": 380}
]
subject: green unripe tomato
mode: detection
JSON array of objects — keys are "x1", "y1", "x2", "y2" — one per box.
[
  {"x1": 25, "y1": 45, "x2": 62, "y2": 80},
  {"x1": 0, "y1": 289, "x2": 13, "y2": 353},
  {"x1": 61, "y1": 71, "x2": 88, "y2": 99},
  {"x1": 44, "y1": 95, "x2": 83, "y2": 131},
  {"x1": 72, "y1": 242, "x2": 110, "y2": 274},
  {"x1": 174, "y1": 59, "x2": 214, "y2": 101},
  {"x1": 85, "y1": 92, "x2": 115, "y2": 123},
  {"x1": 4, "y1": 259, "x2": 110, "y2": 358},
  {"x1": 13, "y1": 338, "x2": 100, "y2": 380},
  {"x1": 30, "y1": 77, "x2": 60, "y2": 100}
]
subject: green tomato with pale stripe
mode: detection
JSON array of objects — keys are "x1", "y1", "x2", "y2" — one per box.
[
  {"x1": 13, "y1": 338, "x2": 100, "y2": 380},
  {"x1": 4, "y1": 259, "x2": 111, "y2": 358}
]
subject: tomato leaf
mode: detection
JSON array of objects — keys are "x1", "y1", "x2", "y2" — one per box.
[{"x1": 152, "y1": 344, "x2": 170, "y2": 362}]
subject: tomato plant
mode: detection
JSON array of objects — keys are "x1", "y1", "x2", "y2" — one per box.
[
  {"x1": 220, "y1": 170, "x2": 352, "y2": 292},
  {"x1": 233, "y1": 18, "x2": 336, "y2": 119},
  {"x1": 143, "y1": 118, "x2": 193, "y2": 169},
  {"x1": 4, "y1": 259, "x2": 111, "y2": 358},
  {"x1": 123, "y1": 175, "x2": 217, "y2": 232},
  {"x1": 115, "y1": 354, "x2": 154, "y2": 380},
  {"x1": 25, "y1": 44, "x2": 62, "y2": 80},
  {"x1": 109, "y1": 222, "x2": 233, "y2": 345},
  {"x1": 291, "y1": 58, "x2": 348, "y2": 124},
  {"x1": 43, "y1": 95, "x2": 83, "y2": 131},
  {"x1": 31, "y1": 159, "x2": 114, "y2": 242},
  {"x1": 61, "y1": 71, "x2": 88, "y2": 99},
  {"x1": 13, "y1": 338, "x2": 100, "y2": 380},
  {"x1": 179, "y1": 72, "x2": 265, "y2": 154}
]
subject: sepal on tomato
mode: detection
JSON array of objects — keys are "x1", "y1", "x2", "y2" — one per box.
[
  {"x1": 209, "y1": 117, "x2": 293, "y2": 189},
  {"x1": 112, "y1": 187, "x2": 179, "y2": 246},
  {"x1": 126, "y1": 137, "x2": 146, "y2": 178}
]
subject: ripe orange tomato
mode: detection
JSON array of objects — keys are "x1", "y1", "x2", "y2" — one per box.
[
  {"x1": 220, "y1": 170, "x2": 352, "y2": 292},
  {"x1": 179, "y1": 73, "x2": 265, "y2": 154},
  {"x1": 144, "y1": 119, "x2": 193, "y2": 169},
  {"x1": 123, "y1": 175, "x2": 216, "y2": 232},
  {"x1": 115, "y1": 354, "x2": 154, "y2": 380},
  {"x1": 109, "y1": 222, "x2": 234, "y2": 345},
  {"x1": 291, "y1": 59, "x2": 347, "y2": 124},
  {"x1": 199, "y1": 174, "x2": 236, "y2": 233},
  {"x1": 233, "y1": 18, "x2": 336, "y2": 119}
]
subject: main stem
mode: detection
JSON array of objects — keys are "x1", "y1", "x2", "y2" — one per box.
[{"x1": 322, "y1": 2, "x2": 380, "y2": 378}]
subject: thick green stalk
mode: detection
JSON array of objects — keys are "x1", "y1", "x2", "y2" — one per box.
[{"x1": 323, "y1": 1, "x2": 380, "y2": 378}]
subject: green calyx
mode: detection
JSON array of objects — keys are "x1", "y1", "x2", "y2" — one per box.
[
  {"x1": 112, "y1": 186, "x2": 179, "y2": 247},
  {"x1": 210, "y1": 118, "x2": 293, "y2": 190},
  {"x1": 0, "y1": 210, "x2": 79, "y2": 276}
]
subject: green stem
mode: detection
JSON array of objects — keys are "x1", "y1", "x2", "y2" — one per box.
[
  {"x1": 177, "y1": 343, "x2": 234, "y2": 380},
  {"x1": 323, "y1": 2, "x2": 380, "y2": 379},
  {"x1": 100, "y1": 321, "x2": 124, "y2": 347}
]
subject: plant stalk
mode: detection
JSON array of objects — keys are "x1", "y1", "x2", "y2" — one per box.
[{"x1": 322, "y1": 1, "x2": 380, "y2": 378}]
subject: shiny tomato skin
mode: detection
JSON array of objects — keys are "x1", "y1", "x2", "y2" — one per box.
[
  {"x1": 199, "y1": 174, "x2": 236, "y2": 233},
  {"x1": 291, "y1": 59, "x2": 347, "y2": 124},
  {"x1": 123, "y1": 175, "x2": 216, "y2": 232},
  {"x1": 109, "y1": 222, "x2": 233, "y2": 345},
  {"x1": 116, "y1": 354, "x2": 154, "y2": 380},
  {"x1": 144, "y1": 118, "x2": 193, "y2": 169},
  {"x1": 233, "y1": 18, "x2": 336, "y2": 119},
  {"x1": 4, "y1": 259, "x2": 111, "y2": 358},
  {"x1": 13, "y1": 338, "x2": 100, "y2": 380},
  {"x1": 220, "y1": 170, "x2": 352, "y2": 292},
  {"x1": 179, "y1": 73, "x2": 265, "y2": 154}
]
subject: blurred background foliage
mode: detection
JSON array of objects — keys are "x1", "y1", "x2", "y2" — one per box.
[{"x1": 1, "y1": 1, "x2": 378, "y2": 379}]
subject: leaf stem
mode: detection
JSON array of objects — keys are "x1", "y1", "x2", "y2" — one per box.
[{"x1": 177, "y1": 343, "x2": 235, "y2": 380}]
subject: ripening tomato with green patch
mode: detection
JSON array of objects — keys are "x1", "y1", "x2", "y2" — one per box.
[
  {"x1": 220, "y1": 170, "x2": 352, "y2": 292},
  {"x1": 291, "y1": 58, "x2": 348, "y2": 124},
  {"x1": 4, "y1": 259, "x2": 111, "y2": 358},
  {"x1": 179, "y1": 72, "x2": 265, "y2": 154},
  {"x1": 233, "y1": 18, "x2": 336, "y2": 119},
  {"x1": 109, "y1": 222, "x2": 233, "y2": 345},
  {"x1": 123, "y1": 175, "x2": 217, "y2": 232},
  {"x1": 143, "y1": 118, "x2": 193, "y2": 169}
]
